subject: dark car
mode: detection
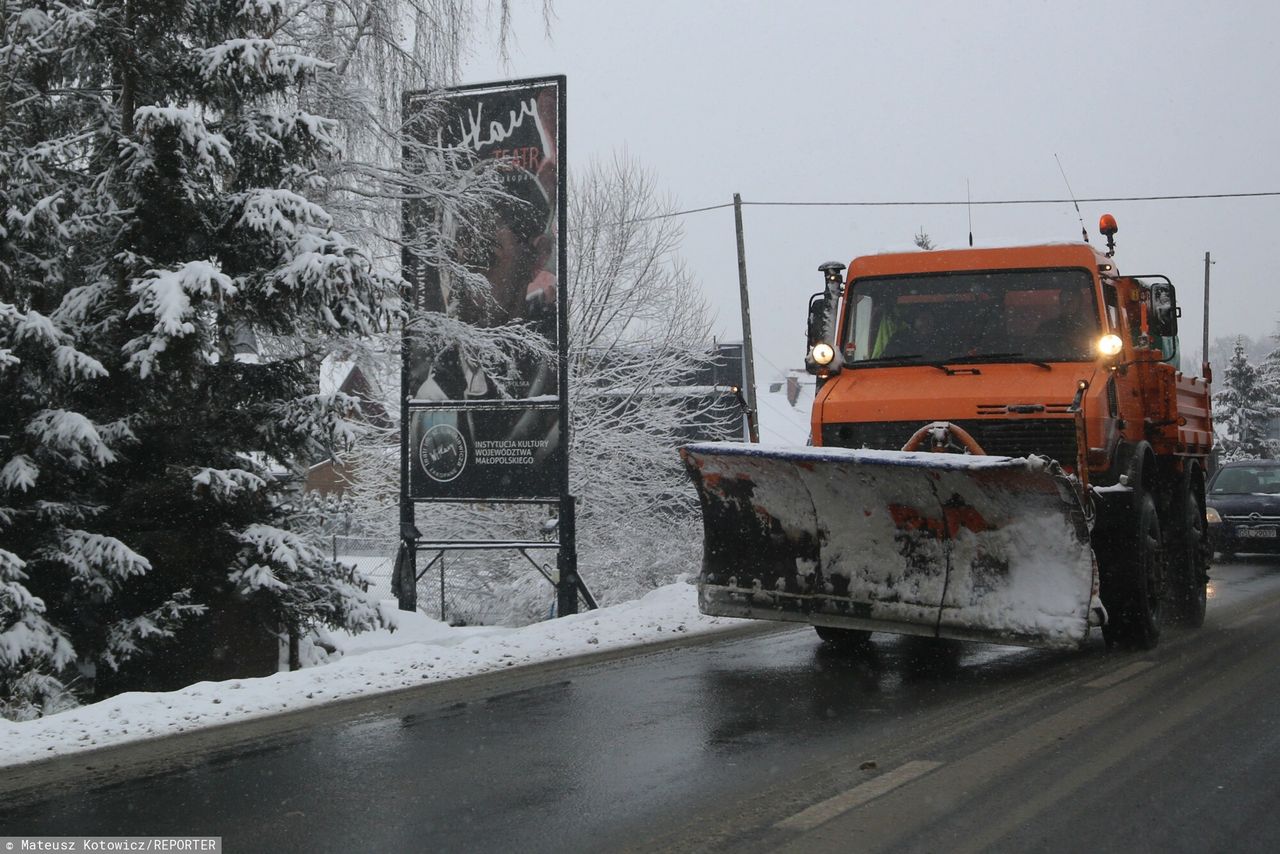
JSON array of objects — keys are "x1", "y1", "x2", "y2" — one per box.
[{"x1": 1205, "y1": 459, "x2": 1280, "y2": 557}]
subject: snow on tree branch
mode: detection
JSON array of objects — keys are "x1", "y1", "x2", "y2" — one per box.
[
  {"x1": 0, "y1": 455, "x2": 40, "y2": 493},
  {"x1": 45, "y1": 530, "x2": 152, "y2": 599},
  {"x1": 192, "y1": 467, "x2": 269, "y2": 502},
  {"x1": 236, "y1": 188, "x2": 335, "y2": 240},
  {"x1": 133, "y1": 107, "x2": 234, "y2": 173},
  {"x1": 0, "y1": 613, "x2": 71, "y2": 672},
  {"x1": 256, "y1": 390, "x2": 366, "y2": 460},
  {"x1": 200, "y1": 38, "x2": 333, "y2": 87},
  {"x1": 236, "y1": 0, "x2": 286, "y2": 22},
  {"x1": 5, "y1": 192, "x2": 65, "y2": 240},
  {"x1": 52, "y1": 345, "x2": 108, "y2": 381},
  {"x1": 100, "y1": 592, "x2": 207, "y2": 672},
  {"x1": 262, "y1": 236, "x2": 393, "y2": 335},
  {"x1": 232, "y1": 523, "x2": 381, "y2": 633},
  {"x1": 24, "y1": 410, "x2": 118, "y2": 467},
  {"x1": 51, "y1": 282, "x2": 117, "y2": 329},
  {"x1": 13, "y1": 310, "x2": 66, "y2": 348},
  {"x1": 239, "y1": 108, "x2": 343, "y2": 161},
  {"x1": 125, "y1": 261, "x2": 237, "y2": 378},
  {"x1": 0, "y1": 543, "x2": 76, "y2": 711}
]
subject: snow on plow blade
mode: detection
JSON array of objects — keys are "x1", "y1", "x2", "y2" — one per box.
[{"x1": 679, "y1": 442, "x2": 1095, "y2": 650}]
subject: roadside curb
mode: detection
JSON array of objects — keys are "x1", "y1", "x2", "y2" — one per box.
[{"x1": 0, "y1": 620, "x2": 785, "y2": 803}]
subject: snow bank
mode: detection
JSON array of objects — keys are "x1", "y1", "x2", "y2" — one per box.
[{"x1": 0, "y1": 583, "x2": 746, "y2": 768}]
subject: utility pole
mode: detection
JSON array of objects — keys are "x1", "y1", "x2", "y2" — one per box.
[
  {"x1": 733, "y1": 193, "x2": 760, "y2": 443},
  {"x1": 1202, "y1": 251, "x2": 1212, "y2": 379}
]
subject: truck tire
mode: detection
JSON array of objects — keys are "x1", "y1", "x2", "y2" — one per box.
[
  {"x1": 815, "y1": 625, "x2": 872, "y2": 647},
  {"x1": 1100, "y1": 492, "x2": 1164, "y2": 650},
  {"x1": 1168, "y1": 481, "x2": 1209, "y2": 627}
]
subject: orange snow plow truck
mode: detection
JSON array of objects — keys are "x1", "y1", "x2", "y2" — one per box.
[{"x1": 681, "y1": 216, "x2": 1213, "y2": 650}]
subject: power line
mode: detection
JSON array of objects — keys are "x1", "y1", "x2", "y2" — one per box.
[
  {"x1": 622, "y1": 202, "x2": 734, "y2": 224},
  {"x1": 746, "y1": 191, "x2": 1280, "y2": 207},
  {"x1": 755, "y1": 390, "x2": 810, "y2": 433},
  {"x1": 623, "y1": 189, "x2": 1280, "y2": 225},
  {"x1": 755, "y1": 348, "x2": 797, "y2": 380},
  {"x1": 749, "y1": 349, "x2": 814, "y2": 437}
]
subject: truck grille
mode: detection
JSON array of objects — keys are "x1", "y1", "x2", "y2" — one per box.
[{"x1": 821, "y1": 418, "x2": 1078, "y2": 465}]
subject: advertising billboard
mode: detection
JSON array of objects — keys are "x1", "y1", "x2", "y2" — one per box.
[{"x1": 402, "y1": 77, "x2": 567, "y2": 502}]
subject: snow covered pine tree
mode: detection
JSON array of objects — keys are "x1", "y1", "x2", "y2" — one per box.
[
  {"x1": 0, "y1": 1, "x2": 393, "y2": 716},
  {"x1": 1213, "y1": 338, "x2": 1275, "y2": 461},
  {"x1": 1256, "y1": 325, "x2": 1280, "y2": 458}
]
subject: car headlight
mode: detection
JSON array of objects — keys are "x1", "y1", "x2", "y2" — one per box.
[
  {"x1": 1097, "y1": 334, "x2": 1123, "y2": 357},
  {"x1": 1205, "y1": 506, "x2": 1222, "y2": 525},
  {"x1": 811, "y1": 342, "x2": 835, "y2": 366}
]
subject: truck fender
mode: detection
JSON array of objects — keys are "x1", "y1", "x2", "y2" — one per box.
[{"x1": 1090, "y1": 440, "x2": 1155, "y2": 534}]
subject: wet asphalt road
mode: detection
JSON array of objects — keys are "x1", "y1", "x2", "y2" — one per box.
[{"x1": 5, "y1": 559, "x2": 1280, "y2": 853}]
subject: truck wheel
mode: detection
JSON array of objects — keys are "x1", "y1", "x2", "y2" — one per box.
[
  {"x1": 1100, "y1": 493, "x2": 1164, "y2": 650},
  {"x1": 1169, "y1": 482, "x2": 1209, "y2": 627},
  {"x1": 815, "y1": 625, "x2": 872, "y2": 647}
]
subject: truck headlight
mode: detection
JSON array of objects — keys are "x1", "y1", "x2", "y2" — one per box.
[
  {"x1": 811, "y1": 342, "x2": 835, "y2": 366},
  {"x1": 1097, "y1": 334, "x2": 1123, "y2": 357},
  {"x1": 1206, "y1": 506, "x2": 1222, "y2": 525}
]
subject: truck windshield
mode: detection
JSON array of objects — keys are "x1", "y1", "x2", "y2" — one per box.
[{"x1": 842, "y1": 269, "x2": 1099, "y2": 365}]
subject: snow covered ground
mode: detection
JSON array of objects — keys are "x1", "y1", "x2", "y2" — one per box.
[{"x1": 0, "y1": 582, "x2": 747, "y2": 769}]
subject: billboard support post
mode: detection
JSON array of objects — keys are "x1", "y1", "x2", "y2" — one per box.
[
  {"x1": 556, "y1": 494, "x2": 578, "y2": 616},
  {"x1": 397, "y1": 152, "x2": 419, "y2": 614},
  {"x1": 553, "y1": 80, "x2": 579, "y2": 616}
]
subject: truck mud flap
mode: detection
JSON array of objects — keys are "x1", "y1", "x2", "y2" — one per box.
[{"x1": 680, "y1": 443, "x2": 1095, "y2": 650}]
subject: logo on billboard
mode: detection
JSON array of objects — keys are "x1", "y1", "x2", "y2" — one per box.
[{"x1": 419, "y1": 423, "x2": 468, "y2": 483}]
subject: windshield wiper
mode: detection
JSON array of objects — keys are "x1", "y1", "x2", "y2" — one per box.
[
  {"x1": 849, "y1": 355, "x2": 925, "y2": 367},
  {"x1": 939, "y1": 352, "x2": 1052, "y2": 371},
  {"x1": 850, "y1": 353, "x2": 1051, "y2": 374},
  {"x1": 850, "y1": 355, "x2": 976, "y2": 374}
]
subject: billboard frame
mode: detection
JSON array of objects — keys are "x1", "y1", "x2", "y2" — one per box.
[{"x1": 396, "y1": 75, "x2": 591, "y2": 616}]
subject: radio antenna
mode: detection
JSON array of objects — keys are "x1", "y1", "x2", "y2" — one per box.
[
  {"x1": 966, "y1": 179, "x2": 974, "y2": 247},
  {"x1": 1054, "y1": 153, "x2": 1089, "y2": 243}
]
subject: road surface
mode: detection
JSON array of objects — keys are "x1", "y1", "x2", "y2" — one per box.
[{"x1": 4, "y1": 559, "x2": 1280, "y2": 853}]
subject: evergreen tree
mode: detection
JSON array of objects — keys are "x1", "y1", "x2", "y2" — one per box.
[
  {"x1": 1, "y1": 1, "x2": 393, "y2": 718},
  {"x1": 1256, "y1": 321, "x2": 1280, "y2": 440},
  {"x1": 1213, "y1": 338, "x2": 1274, "y2": 460}
]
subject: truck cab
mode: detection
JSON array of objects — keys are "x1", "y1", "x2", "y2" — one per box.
[{"x1": 807, "y1": 241, "x2": 1213, "y2": 488}]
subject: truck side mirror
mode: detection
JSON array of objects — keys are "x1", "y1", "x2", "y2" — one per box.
[
  {"x1": 806, "y1": 293, "x2": 828, "y2": 348},
  {"x1": 811, "y1": 262, "x2": 846, "y2": 346},
  {"x1": 1150, "y1": 282, "x2": 1178, "y2": 337},
  {"x1": 807, "y1": 262, "x2": 846, "y2": 376}
]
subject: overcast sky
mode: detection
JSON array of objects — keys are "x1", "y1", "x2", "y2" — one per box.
[{"x1": 461, "y1": 0, "x2": 1280, "y2": 397}]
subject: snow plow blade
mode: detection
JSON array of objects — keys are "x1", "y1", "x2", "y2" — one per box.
[{"x1": 680, "y1": 442, "x2": 1096, "y2": 650}]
